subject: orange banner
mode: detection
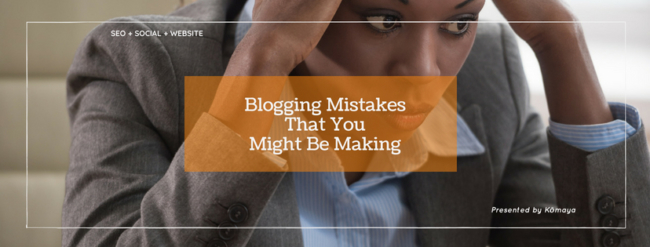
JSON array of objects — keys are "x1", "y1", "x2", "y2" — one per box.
[{"x1": 185, "y1": 76, "x2": 457, "y2": 172}]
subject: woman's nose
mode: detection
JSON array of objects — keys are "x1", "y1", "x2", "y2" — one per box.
[{"x1": 387, "y1": 27, "x2": 441, "y2": 77}]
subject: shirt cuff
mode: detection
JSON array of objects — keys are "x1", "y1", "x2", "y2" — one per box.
[
  {"x1": 184, "y1": 113, "x2": 288, "y2": 172},
  {"x1": 548, "y1": 102, "x2": 641, "y2": 152}
]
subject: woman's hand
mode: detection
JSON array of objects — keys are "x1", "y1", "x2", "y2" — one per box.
[
  {"x1": 209, "y1": 0, "x2": 342, "y2": 142},
  {"x1": 493, "y1": 0, "x2": 613, "y2": 125},
  {"x1": 492, "y1": 0, "x2": 578, "y2": 52},
  {"x1": 226, "y1": 0, "x2": 343, "y2": 76}
]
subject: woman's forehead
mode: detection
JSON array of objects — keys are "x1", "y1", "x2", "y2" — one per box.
[{"x1": 347, "y1": 0, "x2": 485, "y2": 15}]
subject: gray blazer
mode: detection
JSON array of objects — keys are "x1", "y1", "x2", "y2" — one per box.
[{"x1": 63, "y1": 0, "x2": 650, "y2": 246}]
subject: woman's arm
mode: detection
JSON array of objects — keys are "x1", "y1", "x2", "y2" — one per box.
[
  {"x1": 493, "y1": 0, "x2": 613, "y2": 125},
  {"x1": 63, "y1": 16, "x2": 291, "y2": 247},
  {"x1": 64, "y1": 1, "x2": 345, "y2": 245},
  {"x1": 208, "y1": 0, "x2": 342, "y2": 141},
  {"x1": 493, "y1": 1, "x2": 650, "y2": 246}
]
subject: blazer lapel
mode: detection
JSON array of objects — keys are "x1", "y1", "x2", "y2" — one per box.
[{"x1": 403, "y1": 104, "x2": 494, "y2": 247}]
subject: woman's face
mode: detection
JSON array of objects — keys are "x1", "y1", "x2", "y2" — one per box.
[
  {"x1": 298, "y1": 0, "x2": 485, "y2": 76},
  {"x1": 292, "y1": 0, "x2": 485, "y2": 142}
]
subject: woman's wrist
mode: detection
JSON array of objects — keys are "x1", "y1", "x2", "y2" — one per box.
[
  {"x1": 528, "y1": 22, "x2": 583, "y2": 55},
  {"x1": 531, "y1": 24, "x2": 613, "y2": 125},
  {"x1": 208, "y1": 75, "x2": 286, "y2": 141}
]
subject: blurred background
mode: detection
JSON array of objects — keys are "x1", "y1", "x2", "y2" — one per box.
[{"x1": 0, "y1": 0, "x2": 648, "y2": 246}]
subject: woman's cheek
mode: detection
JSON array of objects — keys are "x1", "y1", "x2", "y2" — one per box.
[{"x1": 441, "y1": 34, "x2": 477, "y2": 76}]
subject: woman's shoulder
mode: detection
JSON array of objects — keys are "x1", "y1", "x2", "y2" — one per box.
[
  {"x1": 70, "y1": 0, "x2": 235, "y2": 83},
  {"x1": 66, "y1": 13, "x2": 231, "y2": 146},
  {"x1": 67, "y1": 13, "x2": 228, "y2": 91},
  {"x1": 73, "y1": 13, "x2": 226, "y2": 67}
]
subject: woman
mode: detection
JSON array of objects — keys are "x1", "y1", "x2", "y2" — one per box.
[{"x1": 63, "y1": 0, "x2": 649, "y2": 246}]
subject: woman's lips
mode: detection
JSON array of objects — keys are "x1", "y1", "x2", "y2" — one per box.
[{"x1": 380, "y1": 104, "x2": 434, "y2": 131}]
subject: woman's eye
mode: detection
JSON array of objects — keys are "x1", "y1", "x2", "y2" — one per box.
[
  {"x1": 366, "y1": 15, "x2": 401, "y2": 31},
  {"x1": 440, "y1": 21, "x2": 469, "y2": 34},
  {"x1": 439, "y1": 17, "x2": 475, "y2": 35}
]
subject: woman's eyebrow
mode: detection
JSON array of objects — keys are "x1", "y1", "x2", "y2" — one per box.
[
  {"x1": 397, "y1": 0, "x2": 475, "y2": 8},
  {"x1": 455, "y1": 0, "x2": 475, "y2": 9}
]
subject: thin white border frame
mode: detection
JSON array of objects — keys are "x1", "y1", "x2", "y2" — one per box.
[{"x1": 25, "y1": 20, "x2": 628, "y2": 230}]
